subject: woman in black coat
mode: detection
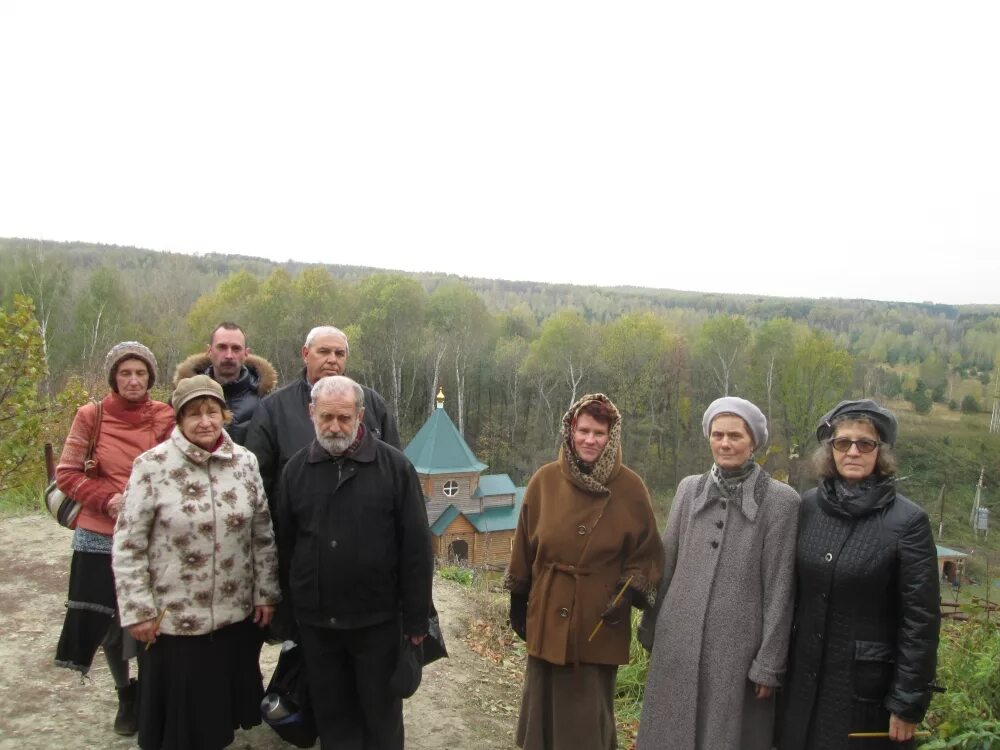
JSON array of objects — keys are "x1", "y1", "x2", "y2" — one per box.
[{"x1": 777, "y1": 400, "x2": 940, "y2": 749}]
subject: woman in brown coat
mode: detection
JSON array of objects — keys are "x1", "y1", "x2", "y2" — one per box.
[{"x1": 505, "y1": 393, "x2": 664, "y2": 750}]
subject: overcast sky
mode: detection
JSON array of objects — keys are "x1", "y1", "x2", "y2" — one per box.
[{"x1": 2, "y1": 2, "x2": 998, "y2": 305}]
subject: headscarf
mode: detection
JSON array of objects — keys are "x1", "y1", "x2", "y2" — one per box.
[{"x1": 560, "y1": 393, "x2": 622, "y2": 494}]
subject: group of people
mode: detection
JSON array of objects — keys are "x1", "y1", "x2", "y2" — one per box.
[
  {"x1": 51, "y1": 320, "x2": 942, "y2": 750},
  {"x1": 54, "y1": 324, "x2": 431, "y2": 750},
  {"x1": 507, "y1": 394, "x2": 941, "y2": 750}
]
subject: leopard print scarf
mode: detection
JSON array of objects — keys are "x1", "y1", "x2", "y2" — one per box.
[{"x1": 560, "y1": 393, "x2": 622, "y2": 494}]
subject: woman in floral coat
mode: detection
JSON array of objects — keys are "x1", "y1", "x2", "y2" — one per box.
[{"x1": 113, "y1": 375, "x2": 280, "y2": 750}]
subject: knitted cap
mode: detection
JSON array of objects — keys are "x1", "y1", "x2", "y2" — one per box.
[
  {"x1": 172, "y1": 374, "x2": 226, "y2": 417},
  {"x1": 105, "y1": 341, "x2": 158, "y2": 391},
  {"x1": 816, "y1": 399, "x2": 898, "y2": 447},
  {"x1": 702, "y1": 396, "x2": 768, "y2": 448}
]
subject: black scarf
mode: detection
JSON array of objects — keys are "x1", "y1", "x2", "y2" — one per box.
[{"x1": 818, "y1": 476, "x2": 895, "y2": 519}]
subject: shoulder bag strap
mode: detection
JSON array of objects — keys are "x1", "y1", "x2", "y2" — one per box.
[{"x1": 83, "y1": 399, "x2": 103, "y2": 472}]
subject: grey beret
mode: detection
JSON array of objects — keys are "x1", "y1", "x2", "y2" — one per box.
[
  {"x1": 816, "y1": 399, "x2": 898, "y2": 447},
  {"x1": 702, "y1": 396, "x2": 768, "y2": 448}
]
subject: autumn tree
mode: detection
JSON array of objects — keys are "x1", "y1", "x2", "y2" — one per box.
[
  {"x1": 427, "y1": 282, "x2": 494, "y2": 433},
  {"x1": 0, "y1": 296, "x2": 85, "y2": 492},
  {"x1": 695, "y1": 315, "x2": 751, "y2": 397}
]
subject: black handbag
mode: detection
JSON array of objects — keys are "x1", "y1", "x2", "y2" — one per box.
[{"x1": 43, "y1": 399, "x2": 102, "y2": 529}]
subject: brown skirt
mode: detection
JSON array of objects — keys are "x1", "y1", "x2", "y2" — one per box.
[{"x1": 516, "y1": 655, "x2": 618, "y2": 750}]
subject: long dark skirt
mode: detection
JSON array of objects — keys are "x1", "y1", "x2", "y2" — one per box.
[
  {"x1": 55, "y1": 550, "x2": 121, "y2": 673},
  {"x1": 137, "y1": 618, "x2": 265, "y2": 750},
  {"x1": 516, "y1": 655, "x2": 618, "y2": 750}
]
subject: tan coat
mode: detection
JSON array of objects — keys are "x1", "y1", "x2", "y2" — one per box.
[{"x1": 506, "y1": 446, "x2": 663, "y2": 666}]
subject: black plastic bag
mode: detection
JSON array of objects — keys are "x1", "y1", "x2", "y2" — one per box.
[
  {"x1": 421, "y1": 602, "x2": 448, "y2": 666},
  {"x1": 261, "y1": 642, "x2": 318, "y2": 748}
]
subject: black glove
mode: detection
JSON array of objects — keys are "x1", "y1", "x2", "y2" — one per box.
[
  {"x1": 600, "y1": 588, "x2": 633, "y2": 626},
  {"x1": 509, "y1": 593, "x2": 527, "y2": 641}
]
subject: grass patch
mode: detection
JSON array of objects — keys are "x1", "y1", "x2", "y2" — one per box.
[
  {"x1": 615, "y1": 612, "x2": 649, "y2": 748},
  {"x1": 0, "y1": 483, "x2": 44, "y2": 517},
  {"x1": 438, "y1": 565, "x2": 475, "y2": 586}
]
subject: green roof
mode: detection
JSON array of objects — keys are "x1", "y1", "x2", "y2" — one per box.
[
  {"x1": 473, "y1": 474, "x2": 517, "y2": 497},
  {"x1": 404, "y1": 407, "x2": 487, "y2": 475},
  {"x1": 430, "y1": 504, "x2": 462, "y2": 535},
  {"x1": 429, "y1": 489, "x2": 524, "y2": 536},
  {"x1": 937, "y1": 545, "x2": 968, "y2": 558}
]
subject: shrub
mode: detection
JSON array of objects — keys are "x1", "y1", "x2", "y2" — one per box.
[
  {"x1": 438, "y1": 565, "x2": 474, "y2": 586},
  {"x1": 908, "y1": 389, "x2": 934, "y2": 415},
  {"x1": 961, "y1": 395, "x2": 982, "y2": 414},
  {"x1": 923, "y1": 620, "x2": 1000, "y2": 749}
]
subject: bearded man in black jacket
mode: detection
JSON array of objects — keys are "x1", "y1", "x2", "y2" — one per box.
[{"x1": 276, "y1": 375, "x2": 432, "y2": 750}]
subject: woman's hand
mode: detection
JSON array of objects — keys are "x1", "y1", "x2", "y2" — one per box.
[
  {"x1": 106, "y1": 492, "x2": 125, "y2": 519},
  {"x1": 254, "y1": 605, "x2": 275, "y2": 628},
  {"x1": 129, "y1": 617, "x2": 160, "y2": 645},
  {"x1": 753, "y1": 683, "x2": 773, "y2": 700},
  {"x1": 889, "y1": 714, "x2": 917, "y2": 742}
]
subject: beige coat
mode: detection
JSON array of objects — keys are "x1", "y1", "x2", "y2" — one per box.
[{"x1": 113, "y1": 426, "x2": 280, "y2": 635}]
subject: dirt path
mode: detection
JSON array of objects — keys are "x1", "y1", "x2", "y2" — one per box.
[{"x1": 0, "y1": 514, "x2": 521, "y2": 749}]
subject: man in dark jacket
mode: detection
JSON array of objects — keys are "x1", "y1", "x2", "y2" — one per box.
[
  {"x1": 276, "y1": 375, "x2": 432, "y2": 749},
  {"x1": 245, "y1": 325, "x2": 401, "y2": 505},
  {"x1": 172, "y1": 322, "x2": 278, "y2": 445}
]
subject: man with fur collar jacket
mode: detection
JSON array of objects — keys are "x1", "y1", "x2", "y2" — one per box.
[{"x1": 172, "y1": 322, "x2": 277, "y2": 445}]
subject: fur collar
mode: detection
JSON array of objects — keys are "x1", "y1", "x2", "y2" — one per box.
[{"x1": 172, "y1": 352, "x2": 278, "y2": 396}]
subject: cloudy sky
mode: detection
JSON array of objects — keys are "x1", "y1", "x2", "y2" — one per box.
[{"x1": 1, "y1": 2, "x2": 998, "y2": 304}]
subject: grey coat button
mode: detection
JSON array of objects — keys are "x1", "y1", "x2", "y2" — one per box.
[
  {"x1": 329, "y1": 616, "x2": 337, "y2": 625},
  {"x1": 711, "y1": 540, "x2": 719, "y2": 549},
  {"x1": 330, "y1": 540, "x2": 338, "y2": 549},
  {"x1": 824, "y1": 552, "x2": 833, "y2": 562}
]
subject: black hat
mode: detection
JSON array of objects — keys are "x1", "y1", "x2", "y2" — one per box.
[
  {"x1": 389, "y1": 639, "x2": 423, "y2": 699},
  {"x1": 816, "y1": 399, "x2": 898, "y2": 447}
]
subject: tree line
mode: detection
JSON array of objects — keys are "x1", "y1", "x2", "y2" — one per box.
[{"x1": 2, "y1": 239, "x2": 1000, "y2": 504}]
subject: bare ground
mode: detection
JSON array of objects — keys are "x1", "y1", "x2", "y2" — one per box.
[{"x1": 0, "y1": 515, "x2": 521, "y2": 750}]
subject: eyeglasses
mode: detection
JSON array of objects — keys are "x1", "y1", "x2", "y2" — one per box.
[{"x1": 829, "y1": 437, "x2": 880, "y2": 454}]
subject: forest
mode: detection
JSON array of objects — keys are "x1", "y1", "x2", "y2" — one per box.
[{"x1": 2, "y1": 236, "x2": 1000, "y2": 560}]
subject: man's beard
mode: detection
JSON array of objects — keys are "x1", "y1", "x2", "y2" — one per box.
[{"x1": 317, "y1": 422, "x2": 359, "y2": 455}]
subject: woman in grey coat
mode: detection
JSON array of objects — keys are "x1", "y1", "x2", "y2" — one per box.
[{"x1": 636, "y1": 397, "x2": 800, "y2": 750}]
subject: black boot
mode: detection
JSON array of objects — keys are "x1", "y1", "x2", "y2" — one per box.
[{"x1": 113, "y1": 678, "x2": 138, "y2": 736}]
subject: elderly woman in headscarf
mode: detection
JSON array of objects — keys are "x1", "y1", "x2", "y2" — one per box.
[
  {"x1": 777, "y1": 400, "x2": 940, "y2": 749},
  {"x1": 636, "y1": 396, "x2": 800, "y2": 750},
  {"x1": 504, "y1": 393, "x2": 663, "y2": 750},
  {"x1": 54, "y1": 341, "x2": 175, "y2": 736}
]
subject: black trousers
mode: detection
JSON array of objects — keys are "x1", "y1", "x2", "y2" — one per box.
[{"x1": 297, "y1": 618, "x2": 403, "y2": 750}]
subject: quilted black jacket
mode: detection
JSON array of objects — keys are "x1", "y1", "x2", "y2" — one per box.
[{"x1": 777, "y1": 479, "x2": 940, "y2": 749}]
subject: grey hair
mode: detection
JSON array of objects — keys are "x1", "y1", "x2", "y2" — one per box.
[
  {"x1": 811, "y1": 414, "x2": 898, "y2": 480},
  {"x1": 304, "y1": 326, "x2": 350, "y2": 353},
  {"x1": 310, "y1": 375, "x2": 365, "y2": 412}
]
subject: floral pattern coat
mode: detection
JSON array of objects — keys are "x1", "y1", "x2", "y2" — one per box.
[{"x1": 113, "y1": 426, "x2": 280, "y2": 635}]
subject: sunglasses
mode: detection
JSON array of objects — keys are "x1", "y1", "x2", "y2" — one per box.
[{"x1": 829, "y1": 437, "x2": 880, "y2": 454}]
